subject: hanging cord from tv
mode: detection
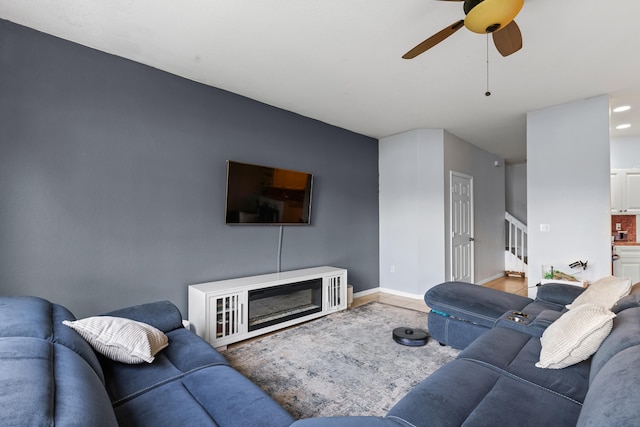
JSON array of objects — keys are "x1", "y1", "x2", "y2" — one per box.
[{"x1": 277, "y1": 225, "x2": 284, "y2": 273}]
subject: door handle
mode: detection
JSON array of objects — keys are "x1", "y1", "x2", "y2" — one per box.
[{"x1": 469, "y1": 237, "x2": 475, "y2": 242}]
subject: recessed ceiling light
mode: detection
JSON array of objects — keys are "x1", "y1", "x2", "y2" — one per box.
[
  {"x1": 616, "y1": 124, "x2": 631, "y2": 130},
  {"x1": 613, "y1": 106, "x2": 631, "y2": 113}
]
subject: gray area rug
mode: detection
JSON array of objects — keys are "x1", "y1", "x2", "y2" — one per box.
[{"x1": 221, "y1": 302, "x2": 460, "y2": 419}]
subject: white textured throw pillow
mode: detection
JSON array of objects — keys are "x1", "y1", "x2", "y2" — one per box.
[
  {"x1": 536, "y1": 303, "x2": 615, "y2": 369},
  {"x1": 566, "y1": 275, "x2": 632, "y2": 310},
  {"x1": 63, "y1": 316, "x2": 168, "y2": 364}
]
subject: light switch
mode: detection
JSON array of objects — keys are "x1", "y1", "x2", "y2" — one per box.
[
  {"x1": 616, "y1": 223, "x2": 622, "y2": 231},
  {"x1": 540, "y1": 224, "x2": 551, "y2": 232}
]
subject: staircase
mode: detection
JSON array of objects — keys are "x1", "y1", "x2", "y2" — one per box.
[{"x1": 505, "y1": 212, "x2": 527, "y2": 277}]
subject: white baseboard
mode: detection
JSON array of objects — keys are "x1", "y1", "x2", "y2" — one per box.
[
  {"x1": 379, "y1": 287, "x2": 424, "y2": 300},
  {"x1": 353, "y1": 286, "x2": 423, "y2": 300},
  {"x1": 352, "y1": 288, "x2": 379, "y2": 299},
  {"x1": 355, "y1": 273, "x2": 513, "y2": 301},
  {"x1": 476, "y1": 272, "x2": 507, "y2": 286}
]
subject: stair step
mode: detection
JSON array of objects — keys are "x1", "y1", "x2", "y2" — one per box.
[{"x1": 505, "y1": 271, "x2": 526, "y2": 278}]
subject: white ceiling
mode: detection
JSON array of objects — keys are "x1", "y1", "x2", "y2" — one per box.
[{"x1": 1, "y1": 0, "x2": 639, "y2": 162}]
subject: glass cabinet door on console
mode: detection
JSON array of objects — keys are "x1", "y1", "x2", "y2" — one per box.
[{"x1": 208, "y1": 292, "x2": 246, "y2": 346}]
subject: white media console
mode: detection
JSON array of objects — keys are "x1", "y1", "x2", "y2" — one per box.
[{"x1": 188, "y1": 266, "x2": 347, "y2": 348}]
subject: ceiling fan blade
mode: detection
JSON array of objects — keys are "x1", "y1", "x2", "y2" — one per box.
[
  {"x1": 402, "y1": 20, "x2": 465, "y2": 59},
  {"x1": 492, "y1": 20, "x2": 522, "y2": 57}
]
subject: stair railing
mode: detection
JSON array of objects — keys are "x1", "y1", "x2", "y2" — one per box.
[{"x1": 505, "y1": 212, "x2": 527, "y2": 274}]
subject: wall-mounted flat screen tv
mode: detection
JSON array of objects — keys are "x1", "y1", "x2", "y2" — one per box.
[{"x1": 225, "y1": 161, "x2": 313, "y2": 225}]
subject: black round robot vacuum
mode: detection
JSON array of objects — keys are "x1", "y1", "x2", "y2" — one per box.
[{"x1": 392, "y1": 327, "x2": 429, "y2": 346}]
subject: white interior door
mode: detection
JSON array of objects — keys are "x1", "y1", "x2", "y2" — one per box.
[{"x1": 450, "y1": 171, "x2": 474, "y2": 283}]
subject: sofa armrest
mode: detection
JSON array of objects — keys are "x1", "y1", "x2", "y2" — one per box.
[
  {"x1": 495, "y1": 309, "x2": 563, "y2": 337},
  {"x1": 535, "y1": 283, "x2": 585, "y2": 307},
  {"x1": 102, "y1": 300, "x2": 184, "y2": 333}
]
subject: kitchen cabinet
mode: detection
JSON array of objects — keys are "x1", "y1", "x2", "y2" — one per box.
[
  {"x1": 613, "y1": 246, "x2": 640, "y2": 284},
  {"x1": 611, "y1": 169, "x2": 640, "y2": 214}
]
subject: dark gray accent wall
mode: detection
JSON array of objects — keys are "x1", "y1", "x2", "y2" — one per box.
[{"x1": 0, "y1": 19, "x2": 379, "y2": 318}]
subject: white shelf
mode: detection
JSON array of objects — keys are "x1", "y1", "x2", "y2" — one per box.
[{"x1": 188, "y1": 266, "x2": 347, "y2": 348}]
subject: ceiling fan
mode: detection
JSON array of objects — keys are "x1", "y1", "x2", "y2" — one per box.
[{"x1": 403, "y1": 0, "x2": 524, "y2": 59}]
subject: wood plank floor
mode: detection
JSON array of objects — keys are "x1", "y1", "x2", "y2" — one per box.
[{"x1": 352, "y1": 276, "x2": 528, "y2": 313}]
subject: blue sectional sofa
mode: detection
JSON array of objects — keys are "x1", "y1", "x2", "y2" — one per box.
[
  {"x1": 4, "y1": 281, "x2": 640, "y2": 426},
  {"x1": 291, "y1": 280, "x2": 640, "y2": 427},
  {"x1": 424, "y1": 280, "x2": 586, "y2": 349},
  {"x1": 0, "y1": 296, "x2": 294, "y2": 427}
]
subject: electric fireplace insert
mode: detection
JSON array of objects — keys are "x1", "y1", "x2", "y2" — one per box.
[{"x1": 248, "y1": 278, "x2": 322, "y2": 331}]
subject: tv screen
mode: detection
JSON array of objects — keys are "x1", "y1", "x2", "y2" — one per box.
[{"x1": 225, "y1": 161, "x2": 313, "y2": 225}]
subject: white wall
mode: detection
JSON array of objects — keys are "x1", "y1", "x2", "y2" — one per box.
[
  {"x1": 611, "y1": 136, "x2": 640, "y2": 168},
  {"x1": 379, "y1": 129, "x2": 446, "y2": 297},
  {"x1": 527, "y1": 96, "x2": 611, "y2": 297},
  {"x1": 443, "y1": 131, "x2": 506, "y2": 284},
  {"x1": 379, "y1": 129, "x2": 506, "y2": 297},
  {"x1": 505, "y1": 162, "x2": 527, "y2": 223}
]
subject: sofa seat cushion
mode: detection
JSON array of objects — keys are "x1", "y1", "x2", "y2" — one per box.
[
  {"x1": 100, "y1": 328, "x2": 229, "y2": 404},
  {"x1": 386, "y1": 358, "x2": 582, "y2": 427},
  {"x1": 458, "y1": 327, "x2": 591, "y2": 403},
  {"x1": 113, "y1": 365, "x2": 295, "y2": 427},
  {"x1": 98, "y1": 301, "x2": 294, "y2": 427},
  {"x1": 425, "y1": 282, "x2": 534, "y2": 328}
]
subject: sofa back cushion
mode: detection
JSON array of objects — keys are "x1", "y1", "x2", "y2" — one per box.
[
  {"x1": 102, "y1": 300, "x2": 184, "y2": 333},
  {"x1": 611, "y1": 282, "x2": 640, "y2": 313},
  {"x1": 52, "y1": 303, "x2": 106, "y2": 383},
  {"x1": 534, "y1": 282, "x2": 586, "y2": 308},
  {"x1": 577, "y1": 346, "x2": 640, "y2": 426},
  {"x1": 0, "y1": 296, "x2": 105, "y2": 383},
  {"x1": 0, "y1": 329, "x2": 117, "y2": 426},
  {"x1": 588, "y1": 306, "x2": 640, "y2": 384},
  {"x1": 0, "y1": 295, "x2": 56, "y2": 338}
]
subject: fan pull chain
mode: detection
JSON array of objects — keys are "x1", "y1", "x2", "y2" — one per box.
[{"x1": 485, "y1": 34, "x2": 491, "y2": 96}]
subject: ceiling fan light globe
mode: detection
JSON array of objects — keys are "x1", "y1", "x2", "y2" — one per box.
[{"x1": 464, "y1": 0, "x2": 524, "y2": 34}]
